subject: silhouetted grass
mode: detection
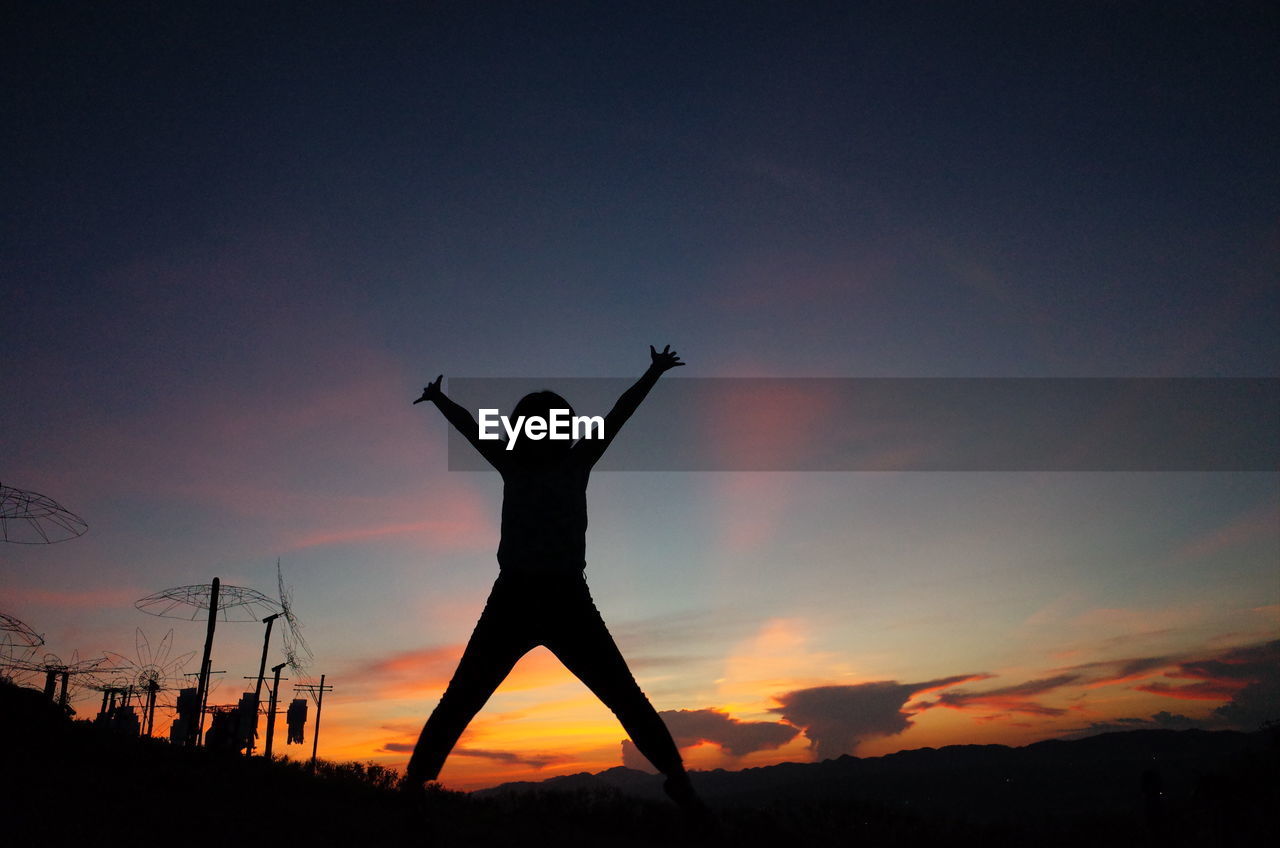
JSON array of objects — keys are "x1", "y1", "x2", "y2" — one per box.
[{"x1": 2, "y1": 681, "x2": 1274, "y2": 847}]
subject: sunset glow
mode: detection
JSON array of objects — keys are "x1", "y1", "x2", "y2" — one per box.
[{"x1": 2, "y1": 3, "x2": 1276, "y2": 795}]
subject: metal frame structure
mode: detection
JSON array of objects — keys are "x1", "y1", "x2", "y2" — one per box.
[
  {"x1": 0, "y1": 482, "x2": 87, "y2": 544},
  {"x1": 102, "y1": 628, "x2": 195, "y2": 736},
  {"x1": 135, "y1": 578, "x2": 279, "y2": 745}
]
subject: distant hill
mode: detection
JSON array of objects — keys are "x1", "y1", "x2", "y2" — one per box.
[{"x1": 481, "y1": 727, "x2": 1277, "y2": 830}]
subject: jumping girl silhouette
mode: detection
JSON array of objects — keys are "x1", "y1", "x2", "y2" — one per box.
[{"x1": 406, "y1": 345, "x2": 704, "y2": 814}]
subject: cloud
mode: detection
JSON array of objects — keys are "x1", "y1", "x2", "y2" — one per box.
[
  {"x1": 1214, "y1": 677, "x2": 1280, "y2": 729},
  {"x1": 347, "y1": 642, "x2": 583, "y2": 702},
  {"x1": 1069, "y1": 711, "x2": 1205, "y2": 737},
  {"x1": 1064, "y1": 640, "x2": 1280, "y2": 730},
  {"x1": 1136, "y1": 680, "x2": 1245, "y2": 701},
  {"x1": 376, "y1": 741, "x2": 567, "y2": 770},
  {"x1": 342, "y1": 644, "x2": 464, "y2": 700},
  {"x1": 621, "y1": 707, "x2": 799, "y2": 770},
  {"x1": 771, "y1": 675, "x2": 980, "y2": 760},
  {"x1": 1202, "y1": 641, "x2": 1280, "y2": 729},
  {"x1": 1135, "y1": 640, "x2": 1280, "y2": 716},
  {"x1": 1068, "y1": 655, "x2": 1173, "y2": 689},
  {"x1": 452, "y1": 747, "x2": 572, "y2": 770},
  {"x1": 925, "y1": 674, "x2": 1080, "y2": 718},
  {"x1": 1171, "y1": 504, "x2": 1279, "y2": 562},
  {"x1": 639, "y1": 707, "x2": 801, "y2": 767}
]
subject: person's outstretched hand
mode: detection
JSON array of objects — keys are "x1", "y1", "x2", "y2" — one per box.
[
  {"x1": 413, "y1": 374, "x2": 443, "y2": 404},
  {"x1": 649, "y1": 345, "x2": 685, "y2": 372}
]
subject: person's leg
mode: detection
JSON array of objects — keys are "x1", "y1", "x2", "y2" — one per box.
[
  {"x1": 545, "y1": 580, "x2": 711, "y2": 823},
  {"x1": 543, "y1": 580, "x2": 685, "y2": 778},
  {"x1": 405, "y1": 578, "x2": 532, "y2": 783}
]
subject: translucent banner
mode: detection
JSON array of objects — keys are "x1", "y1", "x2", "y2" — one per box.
[{"x1": 441, "y1": 378, "x2": 1278, "y2": 471}]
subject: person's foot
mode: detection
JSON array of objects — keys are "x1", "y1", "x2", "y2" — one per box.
[
  {"x1": 398, "y1": 774, "x2": 432, "y2": 815},
  {"x1": 663, "y1": 772, "x2": 715, "y2": 836}
]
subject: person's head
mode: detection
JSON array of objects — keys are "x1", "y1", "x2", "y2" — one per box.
[{"x1": 510, "y1": 390, "x2": 574, "y2": 460}]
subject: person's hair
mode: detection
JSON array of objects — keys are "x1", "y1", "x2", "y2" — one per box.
[
  {"x1": 509, "y1": 390, "x2": 574, "y2": 458},
  {"x1": 512, "y1": 390, "x2": 574, "y2": 422}
]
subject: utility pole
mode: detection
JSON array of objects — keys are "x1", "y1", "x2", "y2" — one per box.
[
  {"x1": 263, "y1": 661, "x2": 288, "y2": 759},
  {"x1": 183, "y1": 666, "x2": 225, "y2": 744},
  {"x1": 245, "y1": 612, "x2": 281, "y2": 756},
  {"x1": 294, "y1": 675, "x2": 333, "y2": 771},
  {"x1": 143, "y1": 678, "x2": 160, "y2": 736},
  {"x1": 191, "y1": 577, "x2": 220, "y2": 746}
]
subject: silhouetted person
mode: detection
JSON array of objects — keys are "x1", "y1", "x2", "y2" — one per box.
[{"x1": 406, "y1": 346, "x2": 706, "y2": 818}]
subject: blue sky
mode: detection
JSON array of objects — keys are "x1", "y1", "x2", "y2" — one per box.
[{"x1": 2, "y1": 3, "x2": 1276, "y2": 788}]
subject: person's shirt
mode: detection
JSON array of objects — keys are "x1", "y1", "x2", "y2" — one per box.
[
  {"x1": 496, "y1": 447, "x2": 592, "y2": 575},
  {"x1": 436, "y1": 367, "x2": 663, "y2": 576}
]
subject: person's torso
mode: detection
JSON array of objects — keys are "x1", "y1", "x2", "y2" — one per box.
[{"x1": 496, "y1": 458, "x2": 591, "y2": 574}]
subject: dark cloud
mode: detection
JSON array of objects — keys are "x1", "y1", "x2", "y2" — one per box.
[
  {"x1": 762, "y1": 640, "x2": 1279, "y2": 762},
  {"x1": 663, "y1": 708, "x2": 801, "y2": 755},
  {"x1": 1152, "y1": 710, "x2": 1204, "y2": 729},
  {"x1": 1068, "y1": 710, "x2": 1205, "y2": 737},
  {"x1": 1214, "y1": 678, "x2": 1280, "y2": 729},
  {"x1": 452, "y1": 747, "x2": 571, "y2": 770},
  {"x1": 377, "y1": 741, "x2": 568, "y2": 770},
  {"x1": 772, "y1": 675, "x2": 977, "y2": 760},
  {"x1": 1135, "y1": 640, "x2": 1280, "y2": 725},
  {"x1": 1069, "y1": 640, "x2": 1280, "y2": 731},
  {"x1": 1063, "y1": 654, "x2": 1175, "y2": 687},
  {"x1": 926, "y1": 674, "x2": 1080, "y2": 717},
  {"x1": 1187, "y1": 640, "x2": 1280, "y2": 676},
  {"x1": 621, "y1": 708, "x2": 799, "y2": 770},
  {"x1": 1207, "y1": 641, "x2": 1280, "y2": 729},
  {"x1": 1136, "y1": 679, "x2": 1242, "y2": 700}
]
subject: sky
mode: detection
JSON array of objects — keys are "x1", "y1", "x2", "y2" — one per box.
[{"x1": 2, "y1": 2, "x2": 1277, "y2": 790}]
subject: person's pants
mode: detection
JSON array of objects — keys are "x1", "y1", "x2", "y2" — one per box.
[{"x1": 406, "y1": 570, "x2": 684, "y2": 782}]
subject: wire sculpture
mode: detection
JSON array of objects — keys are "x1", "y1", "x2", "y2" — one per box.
[
  {"x1": 0, "y1": 481, "x2": 88, "y2": 544},
  {"x1": 135, "y1": 578, "x2": 280, "y2": 746},
  {"x1": 277, "y1": 562, "x2": 314, "y2": 676},
  {"x1": 1, "y1": 612, "x2": 45, "y2": 685},
  {"x1": 101, "y1": 628, "x2": 195, "y2": 736},
  {"x1": 134, "y1": 583, "x2": 280, "y2": 622},
  {"x1": 5, "y1": 650, "x2": 110, "y2": 709}
]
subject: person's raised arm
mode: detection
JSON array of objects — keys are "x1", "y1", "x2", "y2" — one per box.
[
  {"x1": 579, "y1": 345, "x2": 684, "y2": 466},
  {"x1": 414, "y1": 375, "x2": 505, "y2": 470}
]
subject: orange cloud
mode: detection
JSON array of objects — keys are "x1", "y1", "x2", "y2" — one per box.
[
  {"x1": 347, "y1": 643, "x2": 602, "y2": 704},
  {"x1": 1135, "y1": 680, "x2": 1247, "y2": 701},
  {"x1": 924, "y1": 674, "x2": 1080, "y2": 717}
]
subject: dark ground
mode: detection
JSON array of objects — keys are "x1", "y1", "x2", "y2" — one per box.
[{"x1": 2, "y1": 681, "x2": 1275, "y2": 847}]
